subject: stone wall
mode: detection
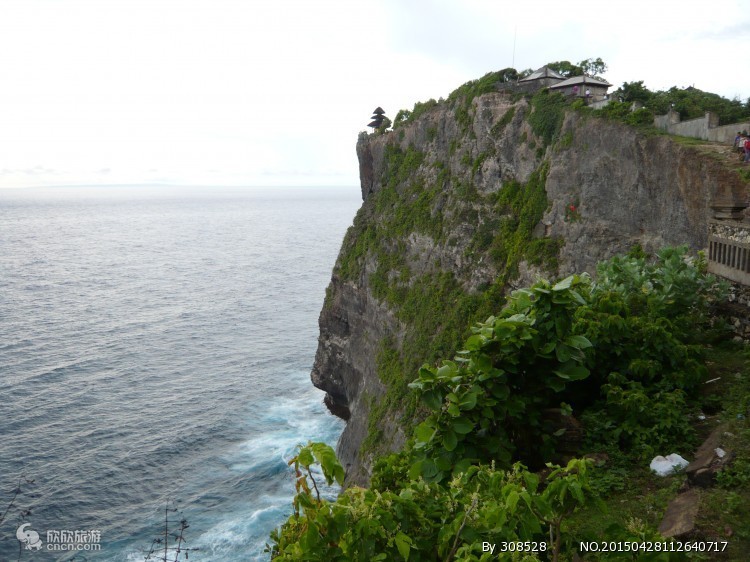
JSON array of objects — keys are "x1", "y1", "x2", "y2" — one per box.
[
  {"x1": 654, "y1": 110, "x2": 750, "y2": 144},
  {"x1": 708, "y1": 122, "x2": 750, "y2": 144},
  {"x1": 588, "y1": 97, "x2": 611, "y2": 110},
  {"x1": 654, "y1": 109, "x2": 681, "y2": 129}
]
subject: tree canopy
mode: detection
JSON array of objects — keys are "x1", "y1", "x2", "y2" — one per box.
[
  {"x1": 545, "y1": 58, "x2": 608, "y2": 79},
  {"x1": 612, "y1": 81, "x2": 750, "y2": 125}
]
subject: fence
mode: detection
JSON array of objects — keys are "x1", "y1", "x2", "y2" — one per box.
[{"x1": 708, "y1": 220, "x2": 750, "y2": 285}]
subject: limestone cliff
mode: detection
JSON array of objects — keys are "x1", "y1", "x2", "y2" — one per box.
[{"x1": 311, "y1": 89, "x2": 747, "y2": 485}]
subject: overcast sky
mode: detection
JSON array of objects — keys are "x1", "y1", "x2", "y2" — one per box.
[{"x1": 1, "y1": 0, "x2": 748, "y2": 189}]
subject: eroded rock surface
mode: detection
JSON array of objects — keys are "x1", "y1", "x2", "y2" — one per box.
[{"x1": 313, "y1": 91, "x2": 747, "y2": 484}]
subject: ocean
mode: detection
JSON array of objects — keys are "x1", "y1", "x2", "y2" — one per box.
[{"x1": 0, "y1": 186, "x2": 360, "y2": 561}]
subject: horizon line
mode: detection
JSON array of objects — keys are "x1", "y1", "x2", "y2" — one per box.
[{"x1": 0, "y1": 182, "x2": 360, "y2": 190}]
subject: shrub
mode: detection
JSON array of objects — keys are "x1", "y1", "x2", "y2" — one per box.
[
  {"x1": 528, "y1": 90, "x2": 566, "y2": 146},
  {"x1": 272, "y1": 247, "x2": 720, "y2": 560},
  {"x1": 409, "y1": 275, "x2": 593, "y2": 480},
  {"x1": 270, "y1": 445, "x2": 594, "y2": 562}
]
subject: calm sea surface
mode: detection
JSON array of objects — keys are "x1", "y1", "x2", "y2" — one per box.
[{"x1": 0, "y1": 186, "x2": 360, "y2": 560}]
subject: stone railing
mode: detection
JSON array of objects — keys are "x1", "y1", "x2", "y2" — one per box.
[{"x1": 708, "y1": 219, "x2": 750, "y2": 285}]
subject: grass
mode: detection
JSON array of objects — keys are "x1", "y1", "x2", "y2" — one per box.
[
  {"x1": 670, "y1": 135, "x2": 709, "y2": 146},
  {"x1": 663, "y1": 136, "x2": 750, "y2": 182},
  {"x1": 565, "y1": 463, "x2": 684, "y2": 546},
  {"x1": 691, "y1": 343, "x2": 750, "y2": 559},
  {"x1": 563, "y1": 341, "x2": 750, "y2": 559}
]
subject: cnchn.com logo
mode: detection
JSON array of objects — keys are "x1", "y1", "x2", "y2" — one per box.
[
  {"x1": 15, "y1": 522, "x2": 102, "y2": 552},
  {"x1": 16, "y1": 523, "x2": 43, "y2": 550}
]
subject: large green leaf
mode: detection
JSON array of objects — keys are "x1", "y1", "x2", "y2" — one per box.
[
  {"x1": 464, "y1": 334, "x2": 484, "y2": 351},
  {"x1": 452, "y1": 417, "x2": 474, "y2": 434},
  {"x1": 471, "y1": 352, "x2": 493, "y2": 372},
  {"x1": 553, "y1": 275, "x2": 575, "y2": 291},
  {"x1": 506, "y1": 489, "x2": 520, "y2": 513},
  {"x1": 565, "y1": 334, "x2": 593, "y2": 349},
  {"x1": 443, "y1": 429, "x2": 458, "y2": 451},
  {"x1": 414, "y1": 422, "x2": 435, "y2": 445},
  {"x1": 310, "y1": 443, "x2": 345, "y2": 485},
  {"x1": 459, "y1": 391, "x2": 478, "y2": 410},
  {"x1": 421, "y1": 389, "x2": 443, "y2": 411},
  {"x1": 436, "y1": 361, "x2": 458, "y2": 379},
  {"x1": 296, "y1": 446, "x2": 314, "y2": 468},
  {"x1": 555, "y1": 344, "x2": 572, "y2": 363},
  {"x1": 395, "y1": 531, "x2": 412, "y2": 560},
  {"x1": 420, "y1": 459, "x2": 438, "y2": 478}
]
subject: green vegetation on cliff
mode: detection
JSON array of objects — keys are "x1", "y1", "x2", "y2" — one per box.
[
  {"x1": 387, "y1": 64, "x2": 750, "y2": 138},
  {"x1": 528, "y1": 91, "x2": 566, "y2": 146},
  {"x1": 408, "y1": 248, "x2": 725, "y2": 483},
  {"x1": 340, "y1": 70, "x2": 750, "y2": 477},
  {"x1": 447, "y1": 70, "x2": 509, "y2": 132},
  {"x1": 271, "y1": 248, "x2": 747, "y2": 560},
  {"x1": 294, "y1": 69, "x2": 750, "y2": 559},
  {"x1": 338, "y1": 130, "x2": 565, "y2": 454}
]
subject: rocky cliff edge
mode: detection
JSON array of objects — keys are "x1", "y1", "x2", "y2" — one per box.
[{"x1": 311, "y1": 89, "x2": 747, "y2": 485}]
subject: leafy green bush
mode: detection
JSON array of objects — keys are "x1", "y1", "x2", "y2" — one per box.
[
  {"x1": 485, "y1": 163, "x2": 557, "y2": 280},
  {"x1": 489, "y1": 106, "x2": 516, "y2": 138},
  {"x1": 597, "y1": 100, "x2": 654, "y2": 127},
  {"x1": 573, "y1": 247, "x2": 727, "y2": 456},
  {"x1": 407, "y1": 247, "x2": 725, "y2": 473},
  {"x1": 611, "y1": 81, "x2": 750, "y2": 126},
  {"x1": 394, "y1": 99, "x2": 440, "y2": 129},
  {"x1": 648, "y1": 86, "x2": 750, "y2": 125},
  {"x1": 717, "y1": 455, "x2": 750, "y2": 489},
  {"x1": 446, "y1": 70, "x2": 506, "y2": 132},
  {"x1": 591, "y1": 247, "x2": 725, "y2": 338},
  {"x1": 593, "y1": 378, "x2": 695, "y2": 459},
  {"x1": 270, "y1": 445, "x2": 594, "y2": 562},
  {"x1": 272, "y1": 247, "x2": 721, "y2": 560},
  {"x1": 528, "y1": 90, "x2": 566, "y2": 146},
  {"x1": 409, "y1": 275, "x2": 593, "y2": 481}
]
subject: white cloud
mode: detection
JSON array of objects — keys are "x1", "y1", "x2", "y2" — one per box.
[{"x1": 0, "y1": 0, "x2": 747, "y2": 189}]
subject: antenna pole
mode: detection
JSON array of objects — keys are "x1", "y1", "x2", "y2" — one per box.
[{"x1": 512, "y1": 26, "x2": 517, "y2": 69}]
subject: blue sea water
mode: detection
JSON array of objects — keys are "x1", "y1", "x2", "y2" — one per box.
[{"x1": 0, "y1": 186, "x2": 360, "y2": 561}]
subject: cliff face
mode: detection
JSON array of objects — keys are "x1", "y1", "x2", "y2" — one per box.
[{"x1": 312, "y1": 90, "x2": 747, "y2": 485}]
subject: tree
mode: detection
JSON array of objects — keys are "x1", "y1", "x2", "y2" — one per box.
[
  {"x1": 616, "y1": 80, "x2": 652, "y2": 104},
  {"x1": 546, "y1": 60, "x2": 583, "y2": 78},
  {"x1": 376, "y1": 116, "x2": 392, "y2": 134},
  {"x1": 393, "y1": 109, "x2": 411, "y2": 127},
  {"x1": 578, "y1": 57, "x2": 608, "y2": 78},
  {"x1": 497, "y1": 67, "x2": 519, "y2": 82},
  {"x1": 645, "y1": 86, "x2": 750, "y2": 124}
]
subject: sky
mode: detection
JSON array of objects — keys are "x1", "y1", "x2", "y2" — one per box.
[{"x1": 1, "y1": 0, "x2": 748, "y2": 189}]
